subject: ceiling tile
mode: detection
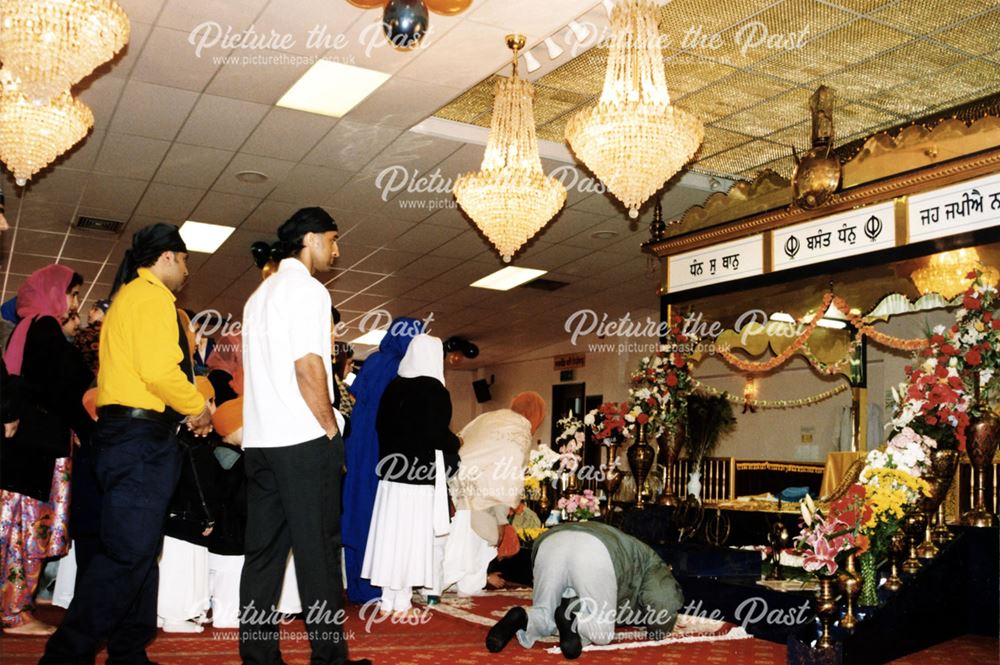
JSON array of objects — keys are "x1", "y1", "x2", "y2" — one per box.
[
  {"x1": 240, "y1": 200, "x2": 302, "y2": 233},
  {"x1": 10, "y1": 230, "x2": 65, "y2": 257},
  {"x1": 535, "y1": 209, "x2": 607, "y2": 246},
  {"x1": 397, "y1": 21, "x2": 518, "y2": 91},
  {"x1": 303, "y1": 120, "x2": 403, "y2": 171},
  {"x1": 327, "y1": 270, "x2": 387, "y2": 292},
  {"x1": 394, "y1": 224, "x2": 464, "y2": 254},
  {"x1": 21, "y1": 169, "x2": 90, "y2": 205},
  {"x1": 517, "y1": 242, "x2": 586, "y2": 271},
  {"x1": 56, "y1": 129, "x2": 106, "y2": 172},
  {"x1": 109, "y1": 80, "x2": 200, "y2": 140},
  {"x1": 96, "y1": 20, "x2": 154, "y2": 82},
  {"x1": 117, "y1": 0, "x2": 166, "y2": 24},
  {"x1": 345, "y1": 76, "x2": 464, "y2": 129},
  {"x1": 204, "y1": 49, "x2": 314, "y2": 105},
  {"x1": 252, "y1": 0, "x2": 366, "y2": 57},
  {"x1": 80, "y1": 175, "x2": 149, "y2": 214},
  {"x1": 393, "y1": 254, "x2": 461, "y2": 279},
  {"x1": 61, "y1": 236, "x2": 121, "y2": 263},
  {"x1": 190, "y1": 192, "x2": 261, "y2": 226},
  {"x1": 347, "y1": 247, "x2": 422, "y2": 273},
  {"x1": 213, "y1": 153, "x2": 297, "y2": 197},
  {"x1": 154, "y1": 143, "x2": 235, "y2": 189},
  {"x1": 8, "y1": 202, "x2": 78, "y2": 234},
  {"x1": 59, "y1": 259, "x2": 107, "y2": 284},
  {"x1": 266, "y1": 164, "x2": 355, "y2": 205},
  {"x1": 335, "y1": 292, "x2": 390, "y2": 312},
  {"x1": 242, "y1": 107, "x2": 338, "y2": 162},
  {"x1": 94, "y1": 134, "x2": 171, "y2": 179},
  {"x1": 427, "y1": 230, "x2": 493, "y2": 260},
  {"x1": 177, "y1": 95, "x2": 271, "y2": 151},
  {"x1": 403, "y1": 279, "x2": 457, "y2": 301},
  {"x1": 362, "y1": 274, "x2": 423, "y2": 297},
  {"x1": 215, "y1": 228, "x2": 275, "y2": 258},
  {"x1": 327, "y1": 175, "x2": 397, "y2": 214},
  {"x1": 76, "y1": 77, "x2": 127, "y2": 131},
  {"x1": 338, "y1": 214, "x2": 415, "y2": 246},
  {"x1": 156, "y1": 0, "x2": 268, "y2": 32},
  {"x1": 131, "y1": 26, "x2": 222, "y2": 92},
  {"x1": 8, "y1": 253, "x2": 57, "y2": 277},
  {"x1": 135, "y1": 183, "x2": 206, "y2": 221}
]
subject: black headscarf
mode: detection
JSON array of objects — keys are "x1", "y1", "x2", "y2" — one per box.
[
  {"x1": 111, "y1": 223, "x2": 187, "y2": 296},
  {"x1": 269, "y1": 207, "x2": 338, "y2": 262}
]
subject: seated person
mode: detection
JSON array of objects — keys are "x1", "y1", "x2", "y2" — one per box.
[{"x1": 486, "y1": 521, "x2": 683, "y2": 660}]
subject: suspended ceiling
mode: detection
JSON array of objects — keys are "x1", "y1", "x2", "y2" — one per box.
[{"x1": 435, "y1": 0, "x2": 1000, "y2": 180}]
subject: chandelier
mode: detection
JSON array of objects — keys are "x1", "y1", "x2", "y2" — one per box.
[
  {"x1": 565, "y1": 0, "x2": 703, "y2": 219},
  {"x1": 0, "y1": 0, "x2": 130, "y2": 101},
  {"x1": 911, "y1": 248, "x2": 999, "y2": 300},
  {"x1": 453, "y1": 34, "x2": 566, "y2": 263},
  {"x1": 0, "y1": 79, "x2": 94, "y2": 185}
]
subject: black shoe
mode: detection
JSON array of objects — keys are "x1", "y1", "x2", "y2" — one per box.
[
  {"x1": 486, "y1": 606, "x2": 528, "y2": 653},
  {"x1": 554, "y1": 597, "x2": 582, "y2": 660}
]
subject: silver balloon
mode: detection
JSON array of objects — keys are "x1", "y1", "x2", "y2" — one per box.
[{"x1": 382, "y1": 0, "x2": 429, "y2": 50}]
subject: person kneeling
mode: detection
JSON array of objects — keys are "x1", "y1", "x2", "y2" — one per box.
[{"x1": 485, "y1": 521, "x2": 683, "y2": 659}]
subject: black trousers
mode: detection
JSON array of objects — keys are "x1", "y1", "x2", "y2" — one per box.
[
  {"x1": 239, "y1": 435, "x2": 349, "y2": 665},
  {"x1": 41, "y1": 417, "x2": 181, "y2": 665}
]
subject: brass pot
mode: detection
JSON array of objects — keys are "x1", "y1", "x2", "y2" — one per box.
[
  {"x1": 814, "y1": 574, "x2": 838, "y2": 649},
  {"x1": 656, "y1": 424, "x2": 684, "y2": 507},
  {"x1": 883, "y1": 531, "x2": 907, "y2": 592},
  {"x1": 916, "y1": 449, "x2": 959, "y2": 558},
  {"x1": 901, "y1": 511, "x2": 925, "y2": 575},
  {"x1": 628, "y1": 437, "x2": 656, "y2": 508},
  {"x1": 962, "y1": 411, "x2": 999, "y2": 527},
  {"x1": 836, "y1": 554, "x2": 860, "y2": 630},
  {"x1": 601, "y1": 444, "x2": 623, "y2": 515}
]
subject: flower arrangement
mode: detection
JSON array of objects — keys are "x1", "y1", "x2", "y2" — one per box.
[
  {"x1": 952, "y1": 269, "x2": 1000, "y2": 408},
  {"x1": 557, "y1": 490, "x2": 600, "y2": 521},
  {"x1": 584, "y1": 401, "x2": 631, "y2": 446},
  {"x1": 554, "y1": 412, "x2": 585, "y2": 474},
  {"x1": 525, "y1": 444, "x2": 561, "y2": 488},
  {"x1": 515, "y1": 527, "x2": 548, "y2": 543},
  {"x1": 794, "y1": 490, "x2": 870, "y2": 576}
]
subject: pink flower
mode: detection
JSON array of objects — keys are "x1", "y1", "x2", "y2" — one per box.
[{"x1": 802, "y1": 536, "x2": 839, "y2": 575}]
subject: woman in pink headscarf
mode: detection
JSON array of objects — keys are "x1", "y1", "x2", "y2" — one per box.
[{"x1": 0, "y1": 265, "x2": 94, "y2": 634}]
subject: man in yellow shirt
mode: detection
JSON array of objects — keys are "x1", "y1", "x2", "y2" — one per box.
[{"x1": 42, "y1": 223, "x2": 212, "y2": 665}]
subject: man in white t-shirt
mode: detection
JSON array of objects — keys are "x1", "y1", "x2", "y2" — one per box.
[{"x1": 239, "y1": 207, "x2": 369, "y2": 665}]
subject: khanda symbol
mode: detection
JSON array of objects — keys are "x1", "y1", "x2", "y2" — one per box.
[
  {"x1": 784, "y1": 235, "x2": 801, "y2": 259},
  {"x1": 864, "y1": 215, "x2": 883, "y2": 241}
]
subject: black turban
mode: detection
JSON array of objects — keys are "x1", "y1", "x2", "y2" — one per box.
[
  {"x1": 270, "y1": 207, "x2": 337, "y2": 262},
  {"x1": 111, "y1": 223, "x2": 187, "y2": 296}
]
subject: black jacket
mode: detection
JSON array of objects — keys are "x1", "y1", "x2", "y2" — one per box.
[{"x1": 375, "y1": 376, "x2": 459, "y2": 486}]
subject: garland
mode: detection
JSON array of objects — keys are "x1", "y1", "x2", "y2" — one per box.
[
  {"x1": 691, "y1": 377, "x2": 848, "y2": 409},
  {"x1": 715, "y1": 293, "x2": 930, "y2": 375}
]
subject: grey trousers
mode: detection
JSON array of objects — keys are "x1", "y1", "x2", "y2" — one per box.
[{"x1": 517, "y1": 530, "x2": 618, "y2": 649}]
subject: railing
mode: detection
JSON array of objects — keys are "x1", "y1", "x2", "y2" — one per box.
[
  {"x1": 664, "y1": 456, "x2": 736, "y2": 503},
  {"x1": 944, "y1": 451, "x2": 1000, "y2": 523}
]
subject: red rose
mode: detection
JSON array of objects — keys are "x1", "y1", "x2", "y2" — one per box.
[
  {"x1": 985, "y1": 311, "x2": 993, "y2": 323},
  {"x1": 993, "y1": 319, "x2": 1000, "y2": 330},
  {"x1": 965, "y1": 349, "x2": 982, "y2": 366},
  {"x1": 935, "y1": 366, "x2": 948, "y2": 379},
  {"x1": 941, "y1": 344, "x2": 958, "y2": 356},
  {"x1": 930, "y1": 334, "x2": 945, "y2": 345},
  {"x1": 966, "y1": 271, "x2": 978, "y2": 279},
  {"x1": 666, "y1": 373, "x2": 678, "y2": 387},
  {"x1": 673, "y1": 354, "x2": 686, "y2": 368},
  {"x1": 646, "y1": 397, "x2": 657, "y2": 406},
  {"x1": 926, "y1": 416, "x2": 938, "y2": 425},
  {"x1": 963, "y1": 295, "x2": 982, "y2": 311},
  {"x1": 637, "y1": 413, "x2": 649, "y2": 425}
]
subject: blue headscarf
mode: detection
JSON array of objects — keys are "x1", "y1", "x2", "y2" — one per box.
[
  {"x1": 342, "y1": 316, "x2": 424, "y2": 603},
  {"x1": 1, "y1": 298, "x2": 18, "y2": 324}
]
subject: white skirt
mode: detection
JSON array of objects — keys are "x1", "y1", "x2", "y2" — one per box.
[
  {"x1": 157, "y1": 536, "x2": 210, "y2": 623},
  {"x1": 362, "y1": 480, "x2": 435, "y2": 590}
]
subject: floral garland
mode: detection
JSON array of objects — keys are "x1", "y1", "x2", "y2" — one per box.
[
  {"x1": 718, "y1": 293, "x2": 833, "y2": 373},
  {"x1": 584, "y1": 401, "x2": 631, "y2": 446},
  {"x1": 627, "y1": 313, "x2": 694, "y2": 437},
  {"x1": 690, "y1": 377, "x2": 848, "y2": 409}
]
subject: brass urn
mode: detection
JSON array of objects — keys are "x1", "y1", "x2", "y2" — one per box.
[{"x1": 791, "y1": 85, "x2": 841, "y2": 210}]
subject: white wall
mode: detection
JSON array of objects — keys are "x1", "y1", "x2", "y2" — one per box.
[{"x1": 442, "y1": 308, "x2": 956, "y2": 462}]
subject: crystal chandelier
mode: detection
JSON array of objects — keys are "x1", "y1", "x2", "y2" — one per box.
[
  {"x1": 0, "y1": 77, "x2": 94, "y2": 185},
  {"x1": 565, "y1": 0, "x2": 703, "y2": 219},
  {"x1": 0, "y1": 0, "x2": 130, "y2": 101},
  {"x1": 453, "y1": 34, "x2": 566, "y2": 263},
  {"x1": 911, "y1": 248, "x2": 999, "y2": 300}
]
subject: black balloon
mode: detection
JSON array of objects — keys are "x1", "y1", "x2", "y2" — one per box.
[
  {"x1": 382, "y1": 0, "x2": 429, "y2": 50},
  {"x1": 250, "y1": 241, "x2": 271, "y2": 268},
  {"x1": 462, "y1": 342, "x2": 479, "y2": 359},
  {"x1": 443, "y1": 336, "x2": 463, "y2": 353}
]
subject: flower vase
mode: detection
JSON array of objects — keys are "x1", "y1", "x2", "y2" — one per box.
[
  {"x1": 601, "y1": 445, "x2": 623, "y2": 516},
  {"x1": 627, "y1": 425, "x2": 656, "y2": 508},
  {"x1": 884, "y1": 531, "x2": 906, "y2": 592},
  {"x1": 656, "y1": 423, "x2": 684, "y2": 506},
  {"x1": 962, "y1": 411, "x2": 999, "y2": 528},
  {"x1": 837, "y1": 553, "x2": 860, "y2": 629},
  {"x1": 858, "y1": 551, "x2": 879, "y2": 608},
  {"x1": 813, "y1": 574, "x2": 838, "y2": 650},
  {"x1": 687, "y1": 468, "x2": 702, "y2": 501}
]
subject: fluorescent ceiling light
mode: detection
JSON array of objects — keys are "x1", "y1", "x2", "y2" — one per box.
[
  {"x1": 817, "y1": 318, "x2": 848, "y2": 330},
  {"x1": 277, "y1": 60, "x2": 390, "y2": 118},
  {"x1": 178, "y1": 221, "x2": 235, "y2": 253},
  {"x1": 471, "y1": 266, "x2": 547, "y2": 291},
  {"x1": 769, "y1": 312, "x2": 796, "y2": 324},
  {"x1": 351, "y1": 329, "x2": 387, "y2": 346}
]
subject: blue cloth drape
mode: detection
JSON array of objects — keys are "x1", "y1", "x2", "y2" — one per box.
[{"x1": 342, "y1": 317, "x2": 423, "y2": 603}]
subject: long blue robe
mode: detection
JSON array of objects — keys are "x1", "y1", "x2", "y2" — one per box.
[{"x1": 342, "y1": 317, "x2": 423, "y2": 603}]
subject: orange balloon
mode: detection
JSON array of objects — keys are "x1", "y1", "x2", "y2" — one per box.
[
  {"x1": 346, "y1": 0, "x2": 386, "y2": 8},
  {"x1": 261, "y1": 261, "x2": 278, "y2": 280},
  {"x1": 426, "y1": 0, "x2": 472, "y2": 16},
  {"x1": 447, "y1": 351, "x2": 464, "y2": 366}
]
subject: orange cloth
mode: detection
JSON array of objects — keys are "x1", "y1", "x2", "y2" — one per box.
[
  {"x1": 820, "y1": 451, "x2": 865, "y2": 498},
  {"x1": 195, "y1": 376, "x2": 215, "y2": 402},
  {"x1": 212, "y1": 397, "x2": 243, "y2": 437},
  {"x1": 496, "y1": 524, "x2": 519, "y2": 560},
  {"x1": 82, "y1": 388, "x2": 98, "y2": 421},
  {"x1": 510, "y1": 391, "x2": 545, "y2": 433}
]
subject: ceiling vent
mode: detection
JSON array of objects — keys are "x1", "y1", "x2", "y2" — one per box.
[
  {"x1": 522, "y1": 278, "x2": 568, "y2": 291},
  {"x1": 76, "y1": 215, "x2": 125, "y2": 233}
]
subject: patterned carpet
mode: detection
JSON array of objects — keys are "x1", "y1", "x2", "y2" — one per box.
[{"x1": 0, "y1": 601, "x2": 995, "y2": 664}]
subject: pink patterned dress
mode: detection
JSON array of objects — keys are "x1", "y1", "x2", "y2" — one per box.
[{"x1": 0, "y1": 457, "x2": 72, "y2": 627}]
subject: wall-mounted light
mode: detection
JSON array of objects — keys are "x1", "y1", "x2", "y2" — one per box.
[
  {"x1": 523, "y1": 50, "x2": 541, "y2": 73},
  {"x1": 544, "y1": 36, "x2": 563, "y2": 59}
]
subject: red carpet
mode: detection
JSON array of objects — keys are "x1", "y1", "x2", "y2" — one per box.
[{"x1": 0, "y1": 602, "x2": 995, "y2": 664}]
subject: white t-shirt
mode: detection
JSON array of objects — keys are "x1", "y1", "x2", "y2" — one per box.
[{"x1": 242, "y1": 258, "x2": 342, "y2": 448}]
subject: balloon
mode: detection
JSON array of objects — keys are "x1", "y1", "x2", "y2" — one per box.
[
  {"x1": 447, "y1": 351, "x2": 464, "y2": 366},
  {"x1": 462, "y1": 342, "x2": 479, "y2": 359},
  {"x1": 250, "y1": 241, "x2": 271, "y2": 269},
  {"x1": 261, "y1": 261, "x2": 278, "y2": 280},
  {"x1": 347, "y1": 0, "x2": 387, "y2": 8},
  {"x1": 444, "y1": 336, "x2": 463, "y2": 353},
  {"x1": 425, "y1": 0, "x2": 471, "y2": 15},
  {"x1": 382, "y1": 0, "x2": 429, "y2": 50}
]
